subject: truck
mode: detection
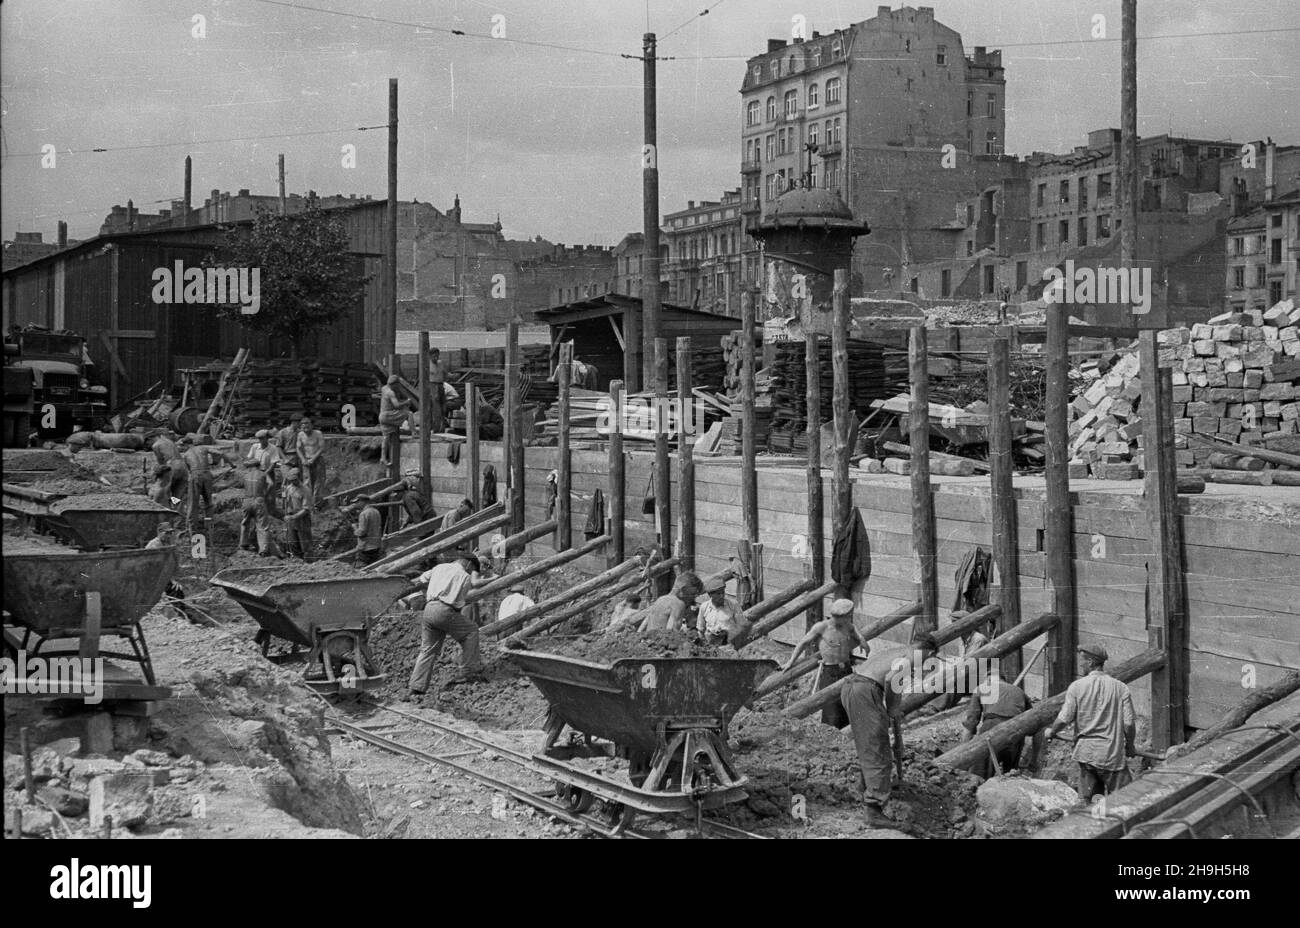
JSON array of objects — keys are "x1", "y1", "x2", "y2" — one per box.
[{"x1": 2, "y1": 327, "x2": 109, "y2": 443}]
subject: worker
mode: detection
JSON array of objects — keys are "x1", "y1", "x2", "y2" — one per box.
[
  {"x1": 475, "y1": 395, "x2": 505, "y2": 440},
  {"x1": 148, "y1": 460, "x2": 173, "y2": 507},
  {"x1": 397, "y1": 476, "x2": 435, "y2": 527},
  {"x1": 164, "y1": 444, "x2": 190, "y2": 519},
  {"x1": 238, "y1": 458, "x2": 273, "y2": 555},
  {"x1": 696, "y1": 575, "x2": 746, "y2": 646},
  {"x1": 839, "y1": 633, "x2": 938, "y2": 828},
  {"x1": 496, "y1": 583, "x2": 535, "y2": 626},
  {"x1": 605, "y1": 592, "x2": 642, "y2": 631},
  {"x1": 146, "y1": 523, "x2": 186, "y2": 598},
  {"x1": 961, "y1": 664, "x2": 1036, "y2": 779},
  {"x1": 378, "y1": 375, "x2": 413, "y2": 467},
  {"x1": 181, "y1": 439, "x2": 220, "y2": 531},
  {"x1": 635, "y1": 572, "x2": 704, "y2": 633},
  {"x1": 151, "y1": 433, "x2": 178, "y2": 467},
  {"x1": 1045, "y1": 643, "x2": 1137, "y2": 805},
  {"x1": 440, "y1": 497, "x2": 475, "y2": 534},
  {"x1": 277, "y1": 419, "x2": 300, "y2": 471},
  {"x1": 782, "y1": 598, "x2": 870, "y2": 727},
  {"x1": 282, "y1": 468, "x2": 314, "y2": 559},
  {"x1": 408, "y1": 551, "x2": 494, "y2": 697},
  {"x1": 295, "y1": 417, "x2": 326, "y2": 496},
  {"x1": 427, "y1": 348, "x2": 449, "y2": 433},
  {"x1": 343, "y1": 499, "x2": 385, "y2": 565}
]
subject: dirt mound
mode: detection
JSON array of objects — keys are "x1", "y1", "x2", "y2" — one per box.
[
  {"x1": 50, "y1": 493, "x2": 170, "y2": 512},
  {"x1": 530, "y1": 627, "x2": 740, "y2": 663},
  {"x1": 17, "y1": 477, "x2": 109, "y2": 496},
  {"x1": 215, "y1": 560, "x2": 377, "y2": 586},
  {"x1": 3, "y1": 534, "x2": 81, "y2": 555}
]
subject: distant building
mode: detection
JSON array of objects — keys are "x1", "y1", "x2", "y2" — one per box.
[
  {"x1": 662, "y1": 190, "x2": 745, "y2": 317},
  {"x1": 1225, "y1": 189, "x2": 1299, "y2": 312},
  {"x1": 2, "y1": 225, "x2": 78, "y2": 272}
]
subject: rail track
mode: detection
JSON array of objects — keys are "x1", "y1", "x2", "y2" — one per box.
[{"x1": 324, "y1": 696, "x2": 769, "y2": 840}]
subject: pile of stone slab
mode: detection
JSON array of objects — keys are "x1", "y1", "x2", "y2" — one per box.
[{"x1": 1067, "y1": 299, "x2": 1300, "y2": 479}]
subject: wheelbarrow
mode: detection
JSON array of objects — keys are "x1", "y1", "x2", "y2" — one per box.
[
  {"x1": 44, "y1": 494, "x2": 176, "y2": 551},
  {"x1": 504, "y1": 646, "x2": 777, "y2": 829},
  {"x1": 2, "y1": 544, "x2": 178, "y2": 687},
  {"x1": 210, "y1": 566, "x2": 408, "y2": 696}
]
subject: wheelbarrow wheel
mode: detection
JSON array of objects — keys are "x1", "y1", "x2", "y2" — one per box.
[
  {"x1": 555, "y1": 782, "x2": 594, "y2": 814},
  {"x1": 602, "y1": 802, "x2": 637, "y2": 834}
]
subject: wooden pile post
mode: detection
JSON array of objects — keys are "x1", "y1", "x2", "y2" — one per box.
[
  {"x1": 805, "y1": 316, "x2": 824, "y2": 628},
  {"x1": 741, "y1": 289, "x2": 759, "y2": 550},
  {"x1": 556, "y1": 342, "x2": 572, "y2": 551},
  {"x1": 676, "y1": 337, "x2": 695, "y2": 571},
  {"x1": 506, "y1": 321, "x2": 525, "y2": 536},
  {"x1": 988, "y1": 328, "x2": 1022, "y2": 680},
  {"x1": 1044, "y1": 305, "x2": 1077, "y2": 694},
  {"x1": 908, "y1": 326, "x2": 939, "y2": 636},
  {"x1": 419, "y1": 333, "x2": 433, "y2": 501},
  {"x1": 831, "y1": 269, "x2": 852, "y2": 545},
  {"x1": 654, "y1": 338, "x2": 672, "y2": 591},
  {"x1": 608, "y1": 378, "x2": 625, "y2": 568}
]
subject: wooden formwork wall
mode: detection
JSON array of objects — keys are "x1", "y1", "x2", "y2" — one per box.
[{"x1": 404, "y1": 440, "x2": 1298, "y2": 730}]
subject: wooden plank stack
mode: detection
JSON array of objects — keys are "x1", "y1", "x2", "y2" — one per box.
[{"x1": 226, "y1": 358, "x2": 380, "y2": 432}]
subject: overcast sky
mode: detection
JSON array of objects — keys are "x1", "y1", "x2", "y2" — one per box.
[{"x1": 3, "y1": 0, "x2": 1297, "y2": 245}]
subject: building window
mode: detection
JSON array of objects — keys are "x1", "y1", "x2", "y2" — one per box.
[
  {"x1": 831, "y1": 38, "x2": 843, "y2": 59},
  {"x1": 1272, "y1": 214, "x2": 1283, "y2": 228},
  {"x1": 1257, "y1": 234, "x2": 1266, "y2": 253},
  {"x1": 906, "y1": 77, "x2": 914, "y2": 93},
  {"x1": 1271, "y1": 239, "x2": 1283, "y2": 264},
  {"x1": 1036, "y1": 223, "x2": 1046, "y2": 250},
  {"x1": 766, "y1": 96, "x2": 777, "y2": 121},
  {"x1": 746, "y1": 100, "x2": 760, "y2": 126},
  {"x1": 752, "y1": 65, "x2": 762, "y2": 82},
  {"x1": 1037, "y1": 184, "x2": 1046, "y2": 208},
  {"x1": 832, "y1": 117, "x2": 841, "y2": 143},
  {"x1": 1079, "y1": 177, "x2": 1088, "y2": 208},
  {"x1": 1059, "y1": 219, "x2": 1069, "y2": 243},
  {"x1": 1059, "y1": 180, "x2": 1070, "y2": 204},
  {"x1": 966, "y1": 91, "x2": 973, "y2": 116},
  {"x1": 808, "y1": 122, "x2": 819, "y2": 148},
  {"x1": 1016, "y1": 261, "x2": 1027, "y2": 290},
  {"x1": 765, "y1": 134, "x2": 775, "y2": 160},
  {"x1": 1098, "y1": 172, "x2": 1113, "y2": 197},
  {"x1": 812, "y1": 46, "x2": 822, "y2": 66},
  {"x1": 966, "y1": 240, "x2": 974, "y2": 256},
  {"x1": 1233, "y1": 266, "x2": 1245, "y2": 289},
  {"x1": 1256, "y1": 265, "x2": 1267, "y2": 287},
  {"x1": 1078, "y1": 217, "x2": 1088, "y2": 246},
  {"x1": 967, "y1": 129, "x2": 972, "y2": 153},
  {"x1": 985, "y1": 130, "x2": 998, "y2": 155},
  {"x1": 1097, "y1": 214, "x2": 1110, "y2": 239},
  {"x1": 966, "y1": 204, "x2": 975, "y2": 225},
  {"x1": 1271, "y1": 280, "x2": 1284, "y2": 305},
  {"x1": 941, "y1": 269, "x2": 951, "y2": 296},
  {"x1": 983, "y1": 264, "x2": 995, "y2": 293},
  {"x1": 808, "y1": 83, "x2": 819, "y2": 108},
  {"x1": 772, "y1": 60, "x2": 781, "y2": 79},
  {"x1": 778, "y1": 129, "x2": 788, "y2": 155},
  {"x1": 784, "y1": 89, "x2": 798, "y2": 115},
  {"x1": 910, "y1": 276, "x2": 919, "y2": 293},
  {"x1": 1232, "y1": 237, "x2": 1244, "y2": 256},
  {"x1": 937, "y1": 44, "x2": 947, "y2": 65},
  {"x1": 904, "y1": 38, "x2": 911, "y2": 53},
  {"x1": 986, "y1": 93, "x2": 995, "y2": 117},
  {"x1": 826, "y1": 77, "x2": 841, "y2": 104}
]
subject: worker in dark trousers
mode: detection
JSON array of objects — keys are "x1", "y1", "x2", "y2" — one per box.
[
  {"x1": 398, "y1": 476, "x2": 435, "y2": 527},
  {"x1": 343, "y1": 500, "x2": 385, "y2": 565},
  {"x1": 238, "y1": 458, "x2": 275, "y2": 556},
  {"x1": 407, "y1": 551, "x2": 493, "y2": 697},
  {"x1": 961, "y1": 664, "x2": 1036, "y2": 779},
  {"x1": 782, "y1": 598, "x2": 870, "y2": 727},
  {"x1": 428, "y1": 348, "x2": 449, "y2": 434},
  {"x1": 1045, "y1": 642, "x2": 1136, "y2": 804},
  {"x1": 283, "y1": 468, "x2": 314, "y2": 559},
  {"x1": 840, "y1": 634, "x2": 937, "y2": 828}
]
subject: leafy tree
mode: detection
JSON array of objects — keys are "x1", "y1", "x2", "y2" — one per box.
[{"x1": 205, "y1": 204, "x2": 369, "y2": 357}]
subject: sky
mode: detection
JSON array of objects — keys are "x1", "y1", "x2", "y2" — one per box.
[{"x1": 2, "y1": 0, "x2": 1298, "y2": 245}]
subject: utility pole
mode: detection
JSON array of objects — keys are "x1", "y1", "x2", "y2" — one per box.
[
  {"x1": 1119, "y1": 0, "x2": 1138, "y2": 282},
  {"x1": 183, "y1": 155, "x2": 192, "y2": 224},
  {"x1": 385, "y1": 78, "x2": 399, "y2": 364},
  {"x1": 639, "y1": 31, "x2": 660, "y2": 392},
  {"x1": 278, "y1": 154, "x2": 287, "y2": 216}
]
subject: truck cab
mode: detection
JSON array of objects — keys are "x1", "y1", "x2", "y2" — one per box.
[{"x1": 4, "y1": 328, "x2": 109, "y2": 438}]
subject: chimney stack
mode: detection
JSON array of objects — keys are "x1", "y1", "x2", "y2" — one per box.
[
  {"x1": 184, "y1": 155, "x2": 192, "y2": 223},
  {"x1": 127, "y1": 199, "x2": 135, "y2": 231},
  {"x1": 1265, "y1": 142, "x2": 1276, "y2": 203},
  {"x1": 57, "y1": 221, "x2": 68, "y2": 246}
]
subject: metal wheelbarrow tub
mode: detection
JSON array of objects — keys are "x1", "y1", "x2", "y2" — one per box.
[
  {"x1": 209, "y1": 567, "x2": 409, "y2": 647},
  {"x1": 3, "y1": 546, "x2": 178, "y2": 633},
  {"x1": 46, "y1": 494, "x2": 176, "y2": 550}
]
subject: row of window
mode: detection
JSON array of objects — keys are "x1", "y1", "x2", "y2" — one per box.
[
  {"x1": 745, "y1": 79, "x2": 842, "y2": 125},
  {"x1": 674, "y1": 231, "x2": 740, "y2": 261},
  {"x1": 965, "y1": 91, "x2": 997, "y2": 118},
  {"x1": 761, "y1": 162, "x2": 841, "y2": 200},
  {"x1": 745, "y1": 118, "x2": 843, "y2": 164},
  {"x1": 1036, "y1": 173, "x2": 1114, "y2": 210},
  {"x1": 750, "y1": 39, "x2": 844, "y2": 84},
  {"x1": 669, "y1": 209, "x2": 737, "y2": 229},
  {"x1": 1232, "y1": 265, "x2": 1273, "y2": 289},
  {"x1": 1034, "y1": 214, "x2": 1113, "y2": 249}
]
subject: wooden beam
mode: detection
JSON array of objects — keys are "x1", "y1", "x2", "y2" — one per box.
[
  {"x1": 465, "y1": 534, "x2": 609, "y2": 604},
  {"x1": 368, "y1": 503, "x2": 507, "y2": 572},
  {"x1": 556, "y1": 342, "x2": 572, "y2": 551},
  {"x1": 485, "y1": 553, "x2": 663, "y2": 637},
  {"x1": 607, "y1": 378, "x2": 625, "y2": 568},
  {"x1": 106, "y1": 329, "x2": 155, "y2": 339},
  {"x1": 1043, "y1": 304, "x2": 1076, "y2": 695},
  {"x1": 505, "y1": 321, "x2": 524, "y2": 536},
  {"x1": 654, "y1": 338, "x2": 672, "y2": 582},
  {"x1": 419, "y1": 332, "x2": 432, "y2": 501},
  {"x1": 988, "y1": 328, "x2": 1022, "y2": 680},
  {"x1": 607, "y1": 315, "x2": 626, "y2": 351},
  {"x1": 734, "y1": 580, "x2": 838, "y2": 647},
  {"x1": 676, "y1": 337, "x2": 695, "y2": 571},
  {"x1": 466, "y1": 381, "x2": 481, "y2": 548},
  {"x1": 1140, "y1": 332, "x2": 1188, "y2": 750},
  {"x1": 1185, "y1": 432, "x2": 1300, "y2": 469},
  {"x1": 831, "y1": 268, "x2": 852, "y2": 550},
  {"x1": 495, "y1": 518, "x2": 558, "y2": 558},
  {"x1": 740, "y1": 288, "x2": 759, "y2": 547},
  {"x1": 805, "y1": 322, "x2": 824, "y2": 629},
  {"x1": 909, "y1": 326, "x2": 938, "y2": 635}
]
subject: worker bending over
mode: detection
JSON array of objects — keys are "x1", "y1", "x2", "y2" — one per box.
[
  {"x1": 632, "y1": 572, "x2": 703, "y2": 633},
  {"x1": 1045, "y1": 642, "x2": 1136, "y2": 805},
  {"x1": 783, "y1": 598, "x2": 869, "y2": 727},
  {"x1": 961, "y1": 664, "x2": 1035, "y2": 778},
  {"x1": 408, "y1": 551, "x2": 494, "y2": 698},
  {"x1": 343, "y1": 499, "x2": 385, "y2": 565}
]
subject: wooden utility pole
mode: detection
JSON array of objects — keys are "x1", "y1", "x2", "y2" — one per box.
[
  {"x1": 1140, "y1": 332, "x2": 1188, "y2": 749},
  {"x1": 504, "y1": 321, "x2": 522, "y2": 534},
  {"x1": 805, "y1": 327, "x2": 824, "y2": 629},
  {"x1": 418, "y1": 332, "x2": 432, "y2": 500},
  {"x1": 1119, "y1": 0, "x2": 1138, "y2": 278},
  {"x1": 640, "y1": 32, "x2": 660, "y2": 391},
  {"x1": 654, "y1": 337, "x2": 672, "y2": 571},
  {"x1": 676, "y1": 337, "x2": 695, "y2": 571},
  {"x1": 1044, "y1": 304, "x2": 1076, "y2": 694},
  {"x1": 385, "y1": 78, "x2": 398, "y2": 363},
  {"x1": 908, "y1": 326, "x2": 938, "y2": 635},
  {"x1": 556, "y1": 341, "x2": 573, "y2": 551},
  {"x1": 740, "y1": 288, "x2": 759, "y2": 547},
  {"x1": 988, "y1": 329, "x2": 1022, "y2": 680},
  {"x1": 607, "y1": 378, "x2": 625, "y2": 567},
  {"x1": 830, "y1": 269, "x2": 852, "y2": 538},
  {"x1": 278, "y1": 154, "x2": 287, "y2": 215}
]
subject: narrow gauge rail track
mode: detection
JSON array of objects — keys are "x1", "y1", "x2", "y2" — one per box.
[{"x1": 325, "y1": 697, "x2": 768, "y2": 840}]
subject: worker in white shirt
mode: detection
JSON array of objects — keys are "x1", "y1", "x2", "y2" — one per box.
[
  {"x1": 496, "y1": 583, "x2": 535, "y2": 626},
  {"x1": 696, "y1": 575, "x2": 747, "y2": 646},
  {"x1": 1045, "y1": 642, "x2": 1137, "y2": 804},
  {"x1": 407, "y1": 551, "x2": 493, "y2": 698}
]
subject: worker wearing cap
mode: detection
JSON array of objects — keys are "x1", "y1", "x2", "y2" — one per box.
[
  {"x1": 295, "y1": 418, "x2": 326, "y2": 496},
  {"x1": 408, "y1": 552, "x2": 494, "y2": 697},
  {"x1": 283, "y1": 468, "x2": 314, "y2": 559},
  {"x1": 961, "y1": 663, "x2": 1035, "y2": 779},
  {"x1": 440, "y1": 497, "x2": 475, "y2": 534},
  {"x1": 636, "y1": 572, "x2": 704, "y2": 633},
  {"x1": 782, "y1": 598, "x2": 870, "y2": 728},
  {"x1": 840, "y1": 633, "x2": 938, "y2": 828},
  {"x1": 1045, "y1": 643, "x2": 1136, "y2": 804},
  {"x1": 247, "y1": 429, "x2": 283, "y2": 471},
  {"x1": 696, "y1": 575, "x2": 745, "y2": 646},
  {"x1": 146, "y1": 522, "x2": 187, "y2": 598},
  {"x1": 151, "y1": 433, "x2": 178, "y2": 467},
  {"x1": 276, "y1": 419, "x2": 300, "y2": 470},
  {"x1": 496, "y1": 583, "x2": 535, "y2": 626},
  {"x1": 398, "y1": 476, "x2": 435, "y2": 527},
  {"x1": 343, "y1": 499, "x2": 385, "y2": 565}
]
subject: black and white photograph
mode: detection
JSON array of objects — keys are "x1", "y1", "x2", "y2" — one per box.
[{"x1": 1, "y1": 0, "x2": 1297, "y2": 899}]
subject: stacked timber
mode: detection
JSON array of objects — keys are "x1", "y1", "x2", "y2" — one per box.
[
  {"x1": 227, "y1": 359, "x2": 379, "y2": 432},
  {"x1": 765, "y1": 340, "x2": 896, "y2": 453}
]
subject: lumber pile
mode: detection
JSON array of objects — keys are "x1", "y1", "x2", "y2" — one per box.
[
  {"x1": 1065, "y1": 299, "x2": 1300, "y2": 480},
  {"x1": 226, "y1": 359, "x2": 379, "y2": 432},
  {"x1": 764, "y1": 340, "x2": 897, "y2": 453}
]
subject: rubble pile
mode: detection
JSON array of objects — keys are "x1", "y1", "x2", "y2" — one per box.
[{"x1": 531, "y1": 627, "x2": 741, "y2": 662}]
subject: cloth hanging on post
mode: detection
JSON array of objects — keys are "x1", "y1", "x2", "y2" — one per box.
[
  {"x1": 831, "y1": 508, "x2": 872, "y2": 588},
  {"x1": 545, "y1": 470, "x2": 558, "y2": 519},
  {"x1": 482, "y1": 464, "x2": 497, "y2": 507},
  {"x1": 952, "y1": 547, "x2": 991, "y2": 613},
  {"x1": 584, "y1": 488, "x2": 605, "y2": 539},
  {"x1": 447, "y1": 440, "x2": 460, "y2": 465},
  {"x1": 641, "y1": 465, "x2": 656, "y2": 515}
]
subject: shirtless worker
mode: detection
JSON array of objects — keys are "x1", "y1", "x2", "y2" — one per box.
[
  {"x1": 782, "y1": 598, "x2": 869, "y2": 727},
  {"x1": 378, "y1": 376, "x2": 413, "y2": 468},
  {"x1": 635, "y1": 572, "x2": 704, "y2": 633},
  {"x1": 295, "y1": 417, "x2": 326, "y2": 497},
  {"x1": 839, "y1": 633, "x2": 938, "y2": 827},
  {"x1": 238, "y1": 458, "x2": 273, "y2": 555}
]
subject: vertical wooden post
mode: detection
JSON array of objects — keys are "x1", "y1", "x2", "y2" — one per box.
[
  {"x1": 908, "y1": 326, "x2": 938, "y2": 635},
  {"x1": 989, "y1": 329, "x2": 1022, "y2": 679},
  {"x1": 1140, "y1": 331, "x2": 1188, "y2": 749},
  {"x1": 654, "y1": 337, "x2": 672, "y2": 580},
  {"x1": 418, "y1": 332, "x2": 432, "y2": 501},
  {"x1": 1044, "y1": 305, "x2": 1077, "y2": 694},
  {"x1": 556, "y1": 342, "x2": 572, "y2": 551},
  {"x1": 805, "y1": 328, "x2": 824, "y2": 629},
  {"x1": 676, "y1": 337, "x2": 695, "y2": 571},
  {"x1": 640, "y1": 32, "x2": 660, "y2": 390},
  {"x1": 81, "y1": 591, "x2": 102, "y2": 661},
  {"x1": 830, "y1": 269, "x2": 852, "y2": 551},
  {"x1": 505, "y1": 323, "x2": 524, "y2": 536},
  {"x1": 465, "y1": 382, "x2": 480, "y2": 552},
  {"x1": 385, "y1": 353, "x2": 402, "y2": 484},
  {"x1": 385, "y1": 78, "x2": 398, "y2": 362},
  {"x1": 740, "y1": 288, "x2": 759, "y2": 548},
  {"x1": 608, "y1": 378, "x2": 625, "y2": 568}
]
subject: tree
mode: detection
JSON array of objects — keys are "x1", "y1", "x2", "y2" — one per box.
[{"x1": 205, "y1": 204, "x2": 369, "y2": 357}]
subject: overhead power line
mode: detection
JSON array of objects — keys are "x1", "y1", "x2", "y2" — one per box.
[{"x1": 3, "y1": 125, "x2": 389, "y2": 160}]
